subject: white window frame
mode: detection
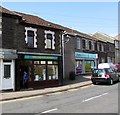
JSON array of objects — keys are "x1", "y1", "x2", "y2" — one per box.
[
  {"x1": 44, "y1": 30, "x2": 55, "y2": 50},
  {"x1": 102, "y1": 44, "x2": 104, "y2": 52},
  {"x1": 25, "y1": 27, "x2": 37, "y2": 48},
  {"x1": 85, "y1": 39, "x2": 88, "y2": 49},
  {"x1": 91, "y1": 41, "x2": 95, "y2": 51}
]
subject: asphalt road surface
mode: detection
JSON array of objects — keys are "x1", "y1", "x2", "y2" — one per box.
[{"x1": 1, "y1": 82, "x2": 119, "y2": 114}]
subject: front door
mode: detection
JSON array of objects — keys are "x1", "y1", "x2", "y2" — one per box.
[{"x1": 2, "y1": 63, "x2": 13, "y2": 90}]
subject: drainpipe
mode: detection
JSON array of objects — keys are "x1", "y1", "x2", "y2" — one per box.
[
  {"x1": 61, "y1": 31, "x2": 72, "y2": 84},
  {"x1": 62, "y1": 32, "x2": 65, "y2": 84}
]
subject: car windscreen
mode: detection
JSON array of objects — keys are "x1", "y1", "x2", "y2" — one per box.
[{"x1": 92, "y1": 69, "x2": 105, "y2": 76}]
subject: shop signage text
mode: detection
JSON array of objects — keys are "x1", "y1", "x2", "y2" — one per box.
[
  {"x1": 75, "y1": 52, "x2": 98, "y2": 59},
  {"x1": 24, "y1": 55, "x2": 58, "y2": 60}
]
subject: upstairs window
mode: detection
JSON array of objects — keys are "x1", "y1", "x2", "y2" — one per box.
[
  {"x1": 45, "y1": 30, "x2": 55, "y2": 50},
  {"x1": 27, "y1": 30, "x2": 34, "y2": 48},
  {"x1": 25, "y1": 27, "x2": 37, "y2": 48},
  {"x1": 76, "y1": 38, "x2": 81, "y2": 49},
  {"x1": 99, "y1": 44, "x2": 102, "y2": 51},
  {"x1": 95, "y1": 42, "x2": 97, "y2": 51},
  {"x1": 46, "y1": 34, "x2": 52, "y2": 49},
  {"x1": 91, "y1": 41, "x2": 95, "y2": 51},
  {"x1": 89, "y1": 41, "x2": 92, "y2": 50},
  {"x1": 82, "y1": 39, "x2": 86, "y2": 49}
]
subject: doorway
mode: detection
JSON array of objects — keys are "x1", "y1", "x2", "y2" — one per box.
[{"x1": 2, "y1": 62, "x2": 13, "y2": 90}]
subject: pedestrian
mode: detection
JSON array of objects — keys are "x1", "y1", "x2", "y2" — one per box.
[{"x1": 23, "y1": 71, "x2": 28, "y2": 89}]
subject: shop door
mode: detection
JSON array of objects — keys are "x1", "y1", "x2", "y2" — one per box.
[{"x1": 2, "y1": 63, "x2": 13, "y2": 90}]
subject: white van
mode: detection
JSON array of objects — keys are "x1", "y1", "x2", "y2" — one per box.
[{"x1": 91, "y1": 63, "x2": 119, "y2": 85}]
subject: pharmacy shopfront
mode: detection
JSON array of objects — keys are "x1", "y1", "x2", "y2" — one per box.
[
  {"x1": 75, "y1": 52, "x2": 98, "y2": 75},
  {"x1": 16, "y1": 54, "x2": 62, "y2": 90}
]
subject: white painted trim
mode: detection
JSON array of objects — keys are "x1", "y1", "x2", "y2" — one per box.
[
  {"x1": 12, "y1": 60, "x2": 15, "y2": 91},
  {"x1": 0, "y1": 59, "x2": 3, "y2": 90},
  {"x1": 44, "y1": 30, "x2": 55, "y2": 49},
  {"x1": 25, "y1": 27, "x2": 37, "y2": 48}
]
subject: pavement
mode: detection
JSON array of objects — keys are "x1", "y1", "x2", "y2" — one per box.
[{"x1": 0, "y1": 75, "x2": 92, "y2": 101}]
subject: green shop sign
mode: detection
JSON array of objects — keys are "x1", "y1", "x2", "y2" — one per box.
[
  {"x1": 75, "y1": 52, "x2": 98, "y2": 59},
  {"x1": 24, "y1": 55, "x2": 58, "y2": 60}
]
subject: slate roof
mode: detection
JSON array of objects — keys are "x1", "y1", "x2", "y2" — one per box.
[
  {"x1": 16, "y1": 12, "x2": 63, "y2": 30},
  {"x1": 0, "y1": 6, "x2": 113, "y2": 43},
  {"x1": 114, "y1": 34, "x2": 120, "y2": 41},
  {"x1": 0, "y1": 6, "x2": 22, "y2": 17},
  {"x1": 93, "y1": 32, "x2": 114, "y2": 43}
]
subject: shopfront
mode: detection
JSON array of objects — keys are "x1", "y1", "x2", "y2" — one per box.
[
  {"x1": 75, "y1": 52, "x2": 98, "y2": 75},
  {"x1": 16, "y1": 54, "x2": 62, "y2": 90}
]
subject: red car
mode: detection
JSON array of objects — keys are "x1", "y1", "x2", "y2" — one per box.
[{"x1": 115, "y1": 63, "x2": 120, "y2": 72}]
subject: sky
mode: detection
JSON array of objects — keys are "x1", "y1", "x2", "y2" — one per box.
[{"x1": 1, "y1": 2, "x2": 118, "y2": 37}]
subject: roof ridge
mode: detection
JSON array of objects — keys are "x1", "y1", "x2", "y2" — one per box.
[{"x1": 0, "y1": 6, "x2": 22, "y2": 17}]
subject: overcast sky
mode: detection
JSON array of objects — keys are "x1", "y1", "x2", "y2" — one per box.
[{"x1": 2, "y1": 2, "x2": 118, "y2": 37}]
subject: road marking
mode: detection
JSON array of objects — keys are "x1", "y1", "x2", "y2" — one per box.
[
  {"x1": 0, "y1": 95, "x2": 44, "y2": 104},
  {"x1": 46, "y1": 92, "x2": 64, "y2": 96},
  {"x1": 68, "y1": 88, "x2": 79, "y2": 92},
  {"x1": 82, "y1": 92, "x2": 108, "y2": 102},
  {"x1": 41, "y1": 108, "x2": 58, "y2": 114},
  {"x1": 1, "y1": 83, "x2": 93, "y2": 104}
]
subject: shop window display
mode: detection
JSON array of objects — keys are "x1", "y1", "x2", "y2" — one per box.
[
  {"x1": 34, "y1": 61, "x2": 58, "y2": 81},
  {"x1": 34, "y1": 65, "x2": 46, "y2": 81},
  {"x1": 47, "y1": 65, "x2": 58, "y2": 80},
  {"x1": 85, "y1": 61, "x2": 94, "y2": 73},
  {"x1": 76, "y1": 61, "x2": 82, "y2": 75}
]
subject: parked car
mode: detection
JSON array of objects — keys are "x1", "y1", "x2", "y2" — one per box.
[
  {"x1": 114, "y1": 63, "x2": 120, "y2": 77},
  {"x1": 91, "y1": 63, "x2": 120, "y2": 85}
]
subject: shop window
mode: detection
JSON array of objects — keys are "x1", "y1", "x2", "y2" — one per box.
[
  {"x1": 34, "y1": 61, "x2": 40, "y2": 64},
  {"x1": 25, "y1": 27, "x2": 37, "y2": 48},
  {"x1": 76, "y1": 61, "x2": 82, "y2": 75},
  {"x1": 34, "y1": 61, "x2": 58, "y2": 81},
  {"x1": 48, "y1": 61, "x2": 53, "y2": 64},
  {"x1": 44, "y1": 30, "x2": 55, "y2": 50},
  {"x1": 85, "y1": 61, "x2": 94, "y2": 73},
  {"x1": 40, "y1": 61, "x2": 46, "y2": 64},
  {"x1": 34, "y1": 65, "x2": 46, "y2": 81},
  {"x1": 47, "y1": 65, "x2": 58, "y2": 80}
]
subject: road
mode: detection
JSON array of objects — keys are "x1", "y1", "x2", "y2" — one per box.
[{"x1": 1, "y1": 82, "x2": 119, "y2": 114}]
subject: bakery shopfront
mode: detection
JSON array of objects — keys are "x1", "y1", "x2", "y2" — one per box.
[{"x1": 16, "y1": 54, "x2": 62, "y2": 90}]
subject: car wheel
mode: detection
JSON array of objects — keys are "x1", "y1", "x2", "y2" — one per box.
[
  {"x1": 92, "y1": 81, "x2": 96, "y2": 85},
  {"x1": 109, "y1": 79, "x2": 113, "y2": 85}
]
